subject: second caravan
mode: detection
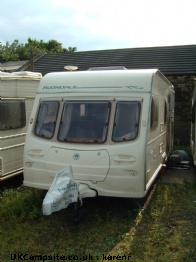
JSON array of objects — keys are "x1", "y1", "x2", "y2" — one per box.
[
  {"x1": 23, "y1": 68, "x2": 174, "y2": 198},
  {"x1": 0, "y1": 71, "x2": 41, "y2": 181},
  {"x1": 191, "y1": 84, "x2": 196, "y2": 166}
]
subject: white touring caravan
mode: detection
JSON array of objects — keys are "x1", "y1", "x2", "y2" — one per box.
[
  {"x1": 191, "y1": 84, "x2": 196, "y2": 166},
  {"x1": 0, "y1": 71, "x2": 41, "y2": 181},
  {"x1": 23, "y1": 68, "x2": 175, "y2": 198}
]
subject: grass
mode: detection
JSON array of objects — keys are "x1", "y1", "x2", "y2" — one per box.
[
  {"x1": 0, "y1": 177, "x2": 196, "y2": 262},
  {"x1": 0, "y1": 186, "x2": 136, "y2": 261},
  {"x1": 124, "y1": 181, "x2": 196, "y2": 261}
]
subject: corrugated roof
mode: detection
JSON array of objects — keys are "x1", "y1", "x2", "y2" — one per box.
[
  {"x1": 34, "y1": 44, "x2": 196, "y2": 75},
  {"x1": 0, "y1": 60, "x2": 29, "y2": 72}
]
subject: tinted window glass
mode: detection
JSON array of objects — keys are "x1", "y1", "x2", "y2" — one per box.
[
  {"x1": 34, "y1": 101, "x2": 59, "y2": 139},
  {"x1": 151, "y1": 96, "x2": 159, "y2": 129},
  {"x1": 58, "y1": 101, "x2": 110, "y2": 143},
  {"x1": 0, "y1": 99, "x2": 26, "y2": 130},
  {"x1": 112, "y1": 102, "x2": 140, "y2": 142}
]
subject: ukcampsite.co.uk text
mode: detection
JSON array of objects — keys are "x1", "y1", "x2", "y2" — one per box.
[{"x1": 10, "y1": 253, "x2": 132, "y2": 261}]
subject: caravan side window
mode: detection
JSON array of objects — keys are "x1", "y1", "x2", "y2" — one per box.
[
  {"x1": 112, "y1": 102, "x2": 140, "y2": 142},
  {"x1": 151, "y1": 96, "x2": 159, "y2": 129},
  {"x1": 34, "y1": 101, "x2": 59, "y2": 139},
  {"x1": 0, "y1": 99, "x2": 26, "y2": 130},
  {"x1": 164, "y1": 100, "x2": 168, "y2": 125}
]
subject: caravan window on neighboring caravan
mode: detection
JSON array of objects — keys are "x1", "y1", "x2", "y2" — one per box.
[
  {"x1": 58, "y1": 101, "x2": 110, "y2": 143},
  {"x1": 112, "y1": 101, "x2": 140, "y2": 142},
  {"x1": 0, "y1": 99, "x2": 26, "y2": 130},
  {"x1": 34, "y1": 101, "x2": 59, "y2": 139}
]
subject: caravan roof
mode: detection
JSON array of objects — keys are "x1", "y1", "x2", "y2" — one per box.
[
  {"x1": 0, "y1": 71, "x2": 42, "y2": 80},
  {"x1": 0, "y1": 71, "x2": 42, "y2": 98},
  {"x1": 37, "y1": 69, "x2": 171, "y2": 94}
]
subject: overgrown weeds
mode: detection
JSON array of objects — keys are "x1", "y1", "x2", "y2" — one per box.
[
  {"x1": 127, "y1": 181, "x2": 196, "y2": 261},
  {"x1": 0, "y1": 187, "x2": 43, "y2": 220},
  {"x1": 0, "y1": 186, "x2": 135, "y2": 261},
  {"x1": 0, "y1": 179, "x2": 196, "y2": 262}
]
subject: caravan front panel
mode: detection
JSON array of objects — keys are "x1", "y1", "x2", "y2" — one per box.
[{"x1": 23, "y1": 69, "x2": 174, "y2": 198}]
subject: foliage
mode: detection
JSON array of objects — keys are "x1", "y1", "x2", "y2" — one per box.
[{"x1": 0, "y1": 38, "x2": 77, "y2": 62}]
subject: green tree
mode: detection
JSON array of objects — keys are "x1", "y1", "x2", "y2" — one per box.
[
  {"x1": 65, "y1": 46, "x2": 77, "y2": 52},
  {"x1": 0, "y1": 40, "x2": 21, "y2": 62},
  {"x1": 0, "y1": 38, "x2": 77, "y2": 62}
]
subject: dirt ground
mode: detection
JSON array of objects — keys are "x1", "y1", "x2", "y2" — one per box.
[{"x1": 161, "y1": 165, "x2": 196, "y2": 184}]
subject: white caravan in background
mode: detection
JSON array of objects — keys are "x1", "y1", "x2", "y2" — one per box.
[
  {"x1": 191, "y1": 84, "x2": 196, "y2": 166},
  {"x1": 23, "y1": 68, "x2": 174, "y2": 198},
  {"x1": 0, "y1": 71, "x2": 41, "y2": 181}
]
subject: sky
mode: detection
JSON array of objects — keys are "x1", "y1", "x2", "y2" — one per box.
[{"x1": 0, "y1": 0, "x2": 196, "y2": 51}]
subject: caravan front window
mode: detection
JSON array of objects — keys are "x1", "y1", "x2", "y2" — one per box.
[
  {"x1": 0, "y1": 99, "x2": 26, "y2": 130},
  {"x1": 112, "y1": 101, "x2": 140, "y2": 142},
  {"x1": 34, "y1": 101, "x2": 59, "y2": 139},
  {"x1": 58, "y1": 101, "x2": 110, "y2": 143}
]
